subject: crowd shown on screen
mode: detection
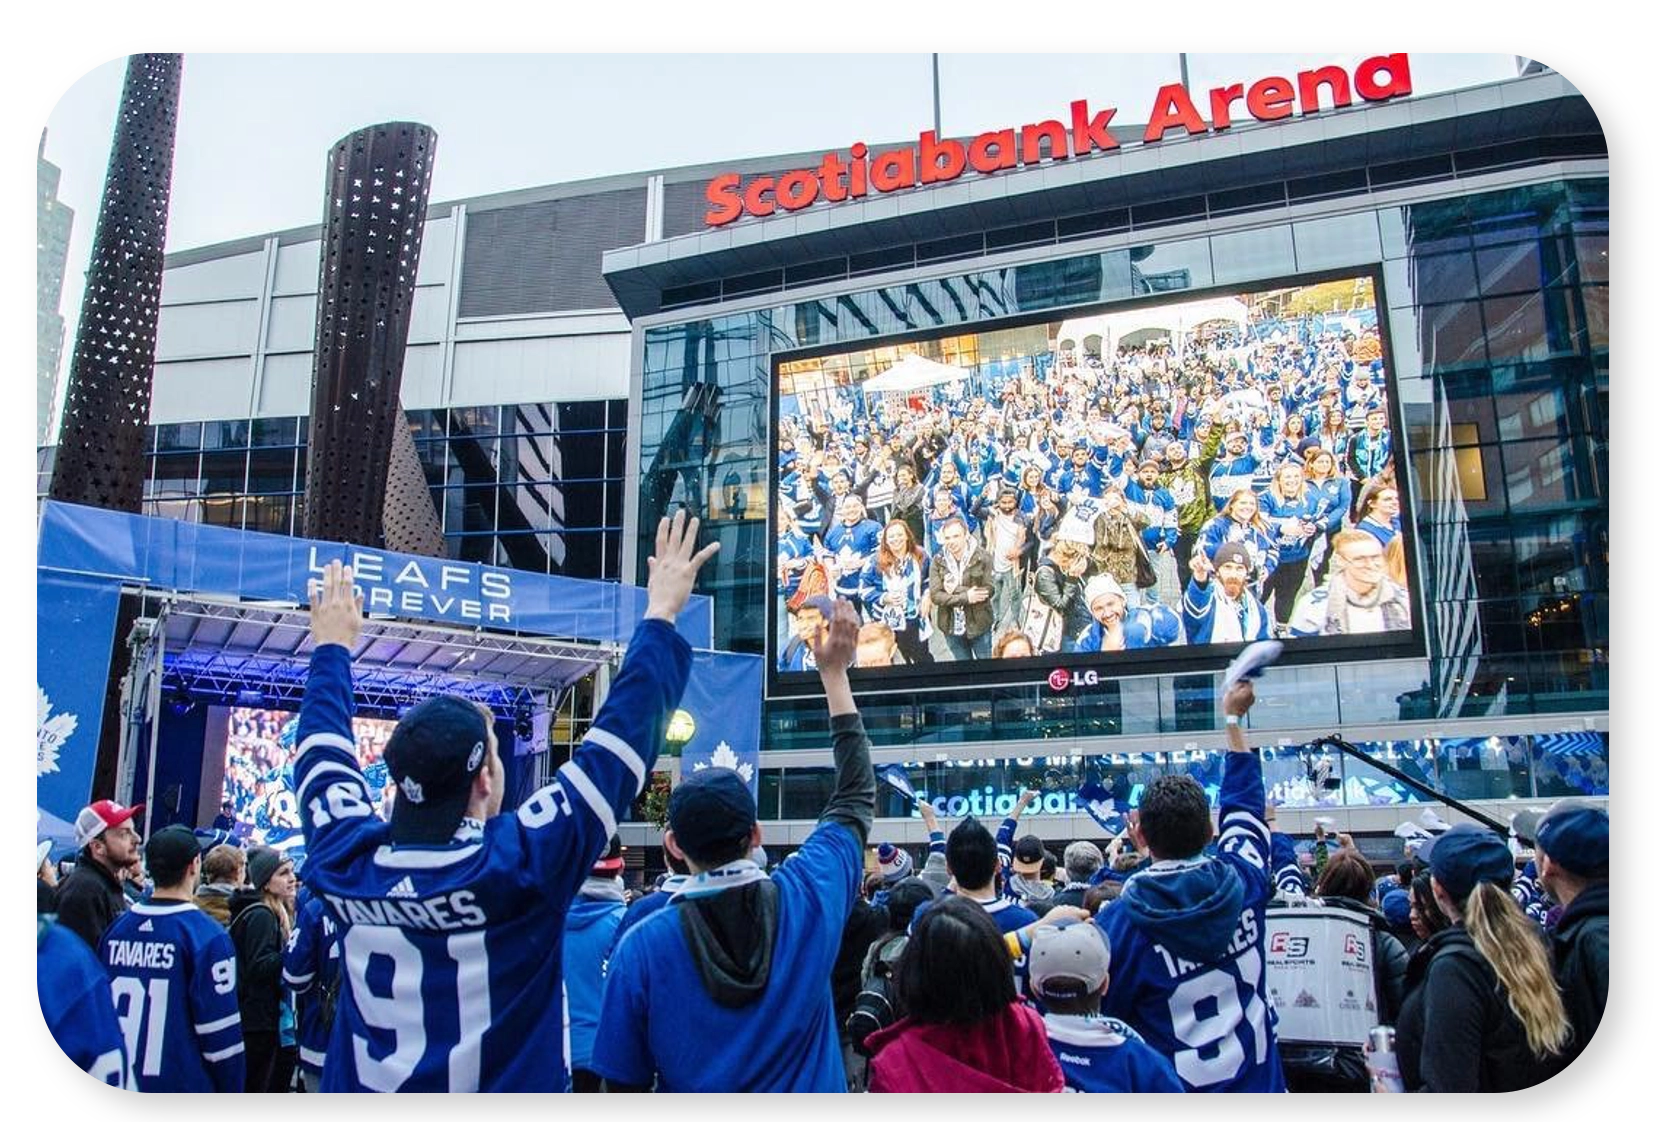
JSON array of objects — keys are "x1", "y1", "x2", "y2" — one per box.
[
  {"x1": 36, "y1": 518, "x2": 1599, "y2": 1094},
  {"x1": 776, "y1": 323, "x2": 1410, "y2": 670}
]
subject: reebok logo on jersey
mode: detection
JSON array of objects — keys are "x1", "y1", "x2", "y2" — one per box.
[{"x1": 388, "y1": 877, "x2": 418, "y2": 899}]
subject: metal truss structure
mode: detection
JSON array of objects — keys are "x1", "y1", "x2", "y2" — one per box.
[{"x1": 143, "y1": 593, "x2": 617, "y2": 719}]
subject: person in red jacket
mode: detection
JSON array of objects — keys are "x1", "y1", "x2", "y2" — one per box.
[{"x1": 864, "y1": 895, "x2": 1065, "y2": 1093}]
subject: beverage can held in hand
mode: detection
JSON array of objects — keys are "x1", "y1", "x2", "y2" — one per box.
[{"x1": 1367, "y1": 1026, "x2": 1405, "y2": 1093}]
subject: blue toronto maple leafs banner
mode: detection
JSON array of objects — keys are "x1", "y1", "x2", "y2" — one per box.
[
  {"x1": 38, "y1": 571, "x2": 123, "y2": 824},
  {"x1": 36, "y1": 500, "x2": 712, "y2": 648},
  {"x1": 677, "y1": 650, "x2": 763, "y2": 797}
]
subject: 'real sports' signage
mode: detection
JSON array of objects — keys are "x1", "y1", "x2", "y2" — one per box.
[{"x1": 706, "y1": 53, "x2": 1411, "y2": 227}]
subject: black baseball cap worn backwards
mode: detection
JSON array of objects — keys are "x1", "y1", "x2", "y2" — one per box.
[{"x1": 385, "y1": 695, "x2": 491, "y2": 844}]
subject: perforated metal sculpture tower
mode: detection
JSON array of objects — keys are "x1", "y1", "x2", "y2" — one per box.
[
  {"x1": 302, "y1": 122, "x2": 443, "y2": 550},
  {"x1": 49, "y1": 54, "x2": 182, "y2": 511}
]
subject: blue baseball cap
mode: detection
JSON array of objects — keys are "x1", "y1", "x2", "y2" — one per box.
[
  {"x1": 1380, "y1": 889, "x2": 1412, "y2": 929},
  {"x1": 1418, "y1": 823, "x2": 1513, "y2": 900},
  {"x1": 1535, "y1": 803, "x2": 1608, "y2": 878},
  {"x1": 667, "y1": 768, "x2": 756, "y2": 863}
]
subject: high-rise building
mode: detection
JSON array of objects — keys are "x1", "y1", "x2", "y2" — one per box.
[{"x1": 37, "y1": 131, "x2": 74, "y2": 447}]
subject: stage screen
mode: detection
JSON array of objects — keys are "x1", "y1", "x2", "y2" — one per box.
[
  {"x1": 769, "y1": 269, "x2": 1422, "y2": 689},
  {"x1": 216, "y1": 706, "x2": 397, "y2": 846}
]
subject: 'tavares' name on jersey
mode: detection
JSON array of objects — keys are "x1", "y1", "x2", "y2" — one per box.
[
  {"x1": 322, "y1": 889, "x2": 487, "y2": 931},
  {"x1": 105, "y1": 939, "x2": 176, "y2": 970}
]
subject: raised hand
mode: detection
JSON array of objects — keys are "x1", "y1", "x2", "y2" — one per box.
[
  {"x1": 644, "y1": 510, "x2": 721, "y2": 625},
  {"x1": 308, "y1": 559, "x2": 363, "y2": 651},
  {"x1": 1222, "y1": 678, "x2": 1256, "y2": 718},
  {"x1": 1038, "y1": 904, "x2": 1093, "y2": 926},
  {"x1": 812, "y1": 598, "x2": 861, "y2": 677},
  {"x1": 1189, "y1": 549, "x2": 1214, "y2": 585}
]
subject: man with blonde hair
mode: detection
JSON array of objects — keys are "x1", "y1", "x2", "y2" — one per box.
[{"x1": 1288, "y1": 530, "x2": 1409, "y2": 637}]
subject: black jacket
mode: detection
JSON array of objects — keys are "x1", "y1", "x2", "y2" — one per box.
[
  {"x1": 832, "y1": 899, "x2": 889, "y2": 1031},
  {"x1": 1552, "y1": 881, "x2": 1608, "y2": 1065},
  {"x1": 1032, "y1": 558, "x2": 1094, "y2": 644},
  {"x1": 1051, "y1": 884, "x2": 1089, "y2": 909},
  {"x1": 228, "y1": 890, "x2": 287, "y2": 1032},
  {"x1": 928, "y1": 547, "x2": 995, "y2": 640},
  {"x1": 1395, "y1": 926, "x2": 1562, "y2": 1092},
  {"x1": 54, "y1": 855, "x2": 128, "y2": 950}
]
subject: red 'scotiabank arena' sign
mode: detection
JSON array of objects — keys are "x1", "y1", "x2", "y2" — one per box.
[{"x1": 705, "y1": 53, "x2": 1412, "y2": 227}]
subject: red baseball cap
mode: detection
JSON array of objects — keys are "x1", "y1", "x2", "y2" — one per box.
[
  {"x1": 74, "y1": 800, "x2": 143, "y2": 850},
  {"x1": 591, "y1": 836, "x2": 624, "y2": 876}
]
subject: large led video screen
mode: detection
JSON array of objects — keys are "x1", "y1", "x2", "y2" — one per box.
[
  {"x1": 217, "y1": 706, "x2": 397, "y2": 846},
  {"x1": 769, "y1": 270, "x2": 1423, "y2": 689}
]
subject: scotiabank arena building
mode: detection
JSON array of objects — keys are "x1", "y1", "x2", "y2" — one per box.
[{"x1": 78, "y1": 57, "x2": 1606, "y2": 853}]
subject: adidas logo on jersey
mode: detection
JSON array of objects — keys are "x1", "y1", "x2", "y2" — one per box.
[
  {"x1": 138, "y1": 920, "x2": 154, "y2": 932},
  {"x1": 388, "y1": 876, "x2": 419, "y2": 899}
]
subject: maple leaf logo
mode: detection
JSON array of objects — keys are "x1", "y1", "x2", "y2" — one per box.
[
  {"x1": 691, "y1": 740, "x2": 754, "y2": 784},
  {"x1": 37, "y1": 686, "x2": 78, "y2": 778}
]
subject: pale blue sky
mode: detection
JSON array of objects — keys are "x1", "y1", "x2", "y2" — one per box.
[{"x1": 43, "y1": 53, "x2": 1516, "y2": 291}]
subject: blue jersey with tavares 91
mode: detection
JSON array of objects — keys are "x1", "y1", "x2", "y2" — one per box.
[
  {"x1": 292, "y1": 618, "x2": 691, "y2": 1092},
  {"x1": 99, "y1": 901, "x2": 245, "y2": 1092},
  {"x1": 1095, "y1": 750, "x2": 1285, "y2": 1092}
]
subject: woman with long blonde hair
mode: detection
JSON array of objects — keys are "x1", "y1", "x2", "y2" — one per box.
[{"x1": 1394, "y1": 825, "x2": 1569, "y2": 1091}]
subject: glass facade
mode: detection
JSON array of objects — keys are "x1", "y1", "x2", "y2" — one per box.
[
  {"x1": 637, "y1": 178, "x2": 1608, "y2": 750},
  {"x1": 78, "y1": 400, "x2": 630, "y2": 581},
  {"x1": 753, "y1": 730, "x2": 1606, "y2": 827}
]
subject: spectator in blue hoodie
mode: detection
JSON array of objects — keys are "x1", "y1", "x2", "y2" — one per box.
[
  {"x1": 609, "y1": 846, "x2": 690, "y2": 961},
  {"x1": 565, "y1": 836, "x2": 629, "y2": 1091},
  {"x1": 1074, "y1": 575, "x2": 1185, "y2": 653},
  {"x1": 1090, "y1": 676, "x2": 1285, "y2": 1092},
  {"x1": 1122, "y1": 457, "x2": 1179, "y2": 557}
]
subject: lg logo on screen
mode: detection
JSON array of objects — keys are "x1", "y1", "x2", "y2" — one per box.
[{"x1": 1047, "y1": 668, "x2": 1103, "y2": 692}]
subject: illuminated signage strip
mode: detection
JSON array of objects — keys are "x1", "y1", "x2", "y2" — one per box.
[{"x1": 705, "y1": 54, "x2": 1412, "y2": 227}]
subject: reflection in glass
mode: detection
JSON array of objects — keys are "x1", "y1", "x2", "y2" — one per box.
[{"x1": 1530, "y1": 731, "x2": 1607, "y2": 798}]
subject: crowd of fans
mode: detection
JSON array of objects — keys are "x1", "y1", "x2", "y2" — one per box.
[
  {"x1": 221, "y1": 708, "x2": 395, "y2": 846},
  {"x1": 775, "y1": 320, "x2": 1410, "y2": 670},
  {"x1": 37, "y1": 515, "x2": 1603, "y2": 1093}
]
